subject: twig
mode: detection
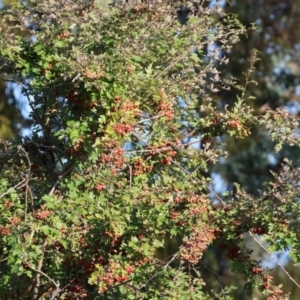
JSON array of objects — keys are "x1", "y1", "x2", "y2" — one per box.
[
  {"x1": 71, "y1": 72, "x2": 81, "y2": 82},
  {"x1": 207, "y1": 186, "x2": 227, "y2": 207},
  {"x1": 199, "y1": 260, "x2": 227, "y2": 300},
  {"x1": 249, "y1": 231, "x2": 300, "y2": 290},
  {"x1": 32, "y1": 239, "x2": 48, "y2": 298},
  {"x1": 129, "y1": 164, "x2": 132, "y2": 189},
  {"x1": 168, "y1": 157, "x2": 227, "y2": 206},
  {"x1": 154, "y1": 46, "x2": 195, "y2": 79},
  {"x1": 137, "y1": 113, "x2": 168, "y2": 124},
  {"x1": 20, "y1": 145, "x2": 33, "y2": 220},
  {"x1": 0, "y1": 175, "x2": 28, "y2": 199},
  {"x1": 28, "y1": 263, "x2": 60, "y2": 292},
  {"x1": 0, "y1": 146, "x2": 32, "y2": 199},
  {"x1": 49, "y1": 163, "x2": 74, "y2": 195}
]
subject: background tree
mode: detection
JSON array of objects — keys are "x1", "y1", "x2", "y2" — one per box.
[
  {"x1": 209, "y1": 1, "x2": 300, "y2": 298},
  {"x1": 0, "y1": 0, "x2": 32, "y2": 139},
  {"x1": 213, "y1": 0, "x2": 300, "y2": 192}
]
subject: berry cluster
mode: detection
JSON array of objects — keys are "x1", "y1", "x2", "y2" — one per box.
[
  {"x1": 227, "y1": 119, "x2": 251, "y2": 137},
  {"x1": 113, "y1": 123, "x2": 133, "y2": 136},
  {"x1": 154, "y1": 89, "x2": 174, "y2": 121},
  {"x1": 94, "y1": 182, "x2": 105, "y2": 191},
  {"x1": 35, "y1": 208, "x2": 51, "y2": 220},
  {"x1": 251, "y1": 226, "x2": 268, "y2": 235},
  {"x1": 266, "y1": 285, "x2": 288, "y2": 300},
  {"x1": 188, "y1": 206, "x2": 208, "y2": 215},
  {"x1": 98, "y1": 261, "x2": 134, "y2": 293},
  {"x1": 158, "y1": 101, "x2": 174, "y2": 121},
  {"x1": 64, "y1": 281, "x2": 88, "y2": 299},
  {"x1": 162, "y1": 156, "x2": 172, "y2": 165},
  {"x1": 9, "y1": 217, "x2": 20, "y2": 226},
  {"x1": 40, "y1": 63, "x2": 53, "y2": 76},
  {"x1": 100, "y1": 146, "x2": 126, "y2": 175},
  {"x1": 173, "y1": 194, "x2": 210, "y2": 205},
  {"x1": 111, "y1": 98, "x2": 140, "y2": 119},
  {"x1": 227, "y1": 119, "x2": 242, "y2": 129},
  {"x1": 251, "y1": 266, "x2": 263, "y2": 275},
  {"x1": 132, "y1": 158, "x2": 152, "y2": 176},
  {"x1": 64, "y1": 143, "x2": 84, "y2": 158},
  {"x1": 113, "y1": 97, "x2": 122, "y2": 106},
  {"x1": 180, "y1": 225, "x2": 215, "y2": 264},
  {"x1": 122, "y1": 101, "x2": 140, "y2": 116},
  {"x1": 162, "y1": 149, "x2": 177, "y2": 165},
  {"x1": 0, "y1": 227, "x2": 10, "y2": 236},
  {"x1": 3, "y1": 201, "x2": 13, "y2": 208},
  {"x1": 59, "y1": 30, "x2": 70, "y2": 39},
  {"x1": 147, "y1": 142, "x2": 173, "y2": 156},
  {"x1": 66, "y1": 87, "x2": 99, "y2": 109},
  {"x1": 83, "y1": 69, "x2": 104, "y2": 80},
  {"x1": 171, "y1": 211, "x2": 180, "y2": 220},
  {"x1": 98, "y1": 257, "x2": 151, "y2": 294},
  {"x1": 127, "y1": 65, "x2": 135, "y2": 74},
  {"x1": 61, "y1": 228, "x2": 153, "y2": 297},
  {"x1": 150, "y1": 11, "x2": 167, "y2": 20}
]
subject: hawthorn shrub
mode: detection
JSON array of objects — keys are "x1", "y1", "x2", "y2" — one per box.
[{"x1": 0, "y1": 0, "x2": 299, "y2": 299}]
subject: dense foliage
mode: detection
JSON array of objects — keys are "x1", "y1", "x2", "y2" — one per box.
[{"x1": 0, "y1": 0, "x2": 300, "y2": 299}]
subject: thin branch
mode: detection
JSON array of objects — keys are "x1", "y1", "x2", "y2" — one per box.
[
  {"x1": 129, "y1": 164, "x2": 132, "y2": 189},
  {"x1": 28, "y1": 263, "x2": 60, "y2": 290},
  {"x1": 0, "y1": 174, "x2": 28, "y2": 199},
  {"x1": 137, "y1": 113, "x2": 168, "y2": 124},
  {"x1": 49, "y1": 163, "x2": 74, "y2": 195},
  {"x1": 71, "y1": 72, "x2": 81, "y2": 82},
  {"x1": 199, "y1": 260, "x2": 227, "y2": 300},
  {"x1": 0, "y1": 141, "x2": 32, "y2": 202},
  {"x1": 207, "y1": 186, "x2": 227, "y2": 207},
  {"x1": 168, "y1": 157, "x2": 227, "y2": 206},
  {"x1": 32, "y1": 239, "x2": 48, "y2": 299},
  {"x1": 154, "y1": 46, "x2": 195, "y2": 79},
  {"x1": 249, "y1": 231, "x2": 300, "y2": 290}
]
